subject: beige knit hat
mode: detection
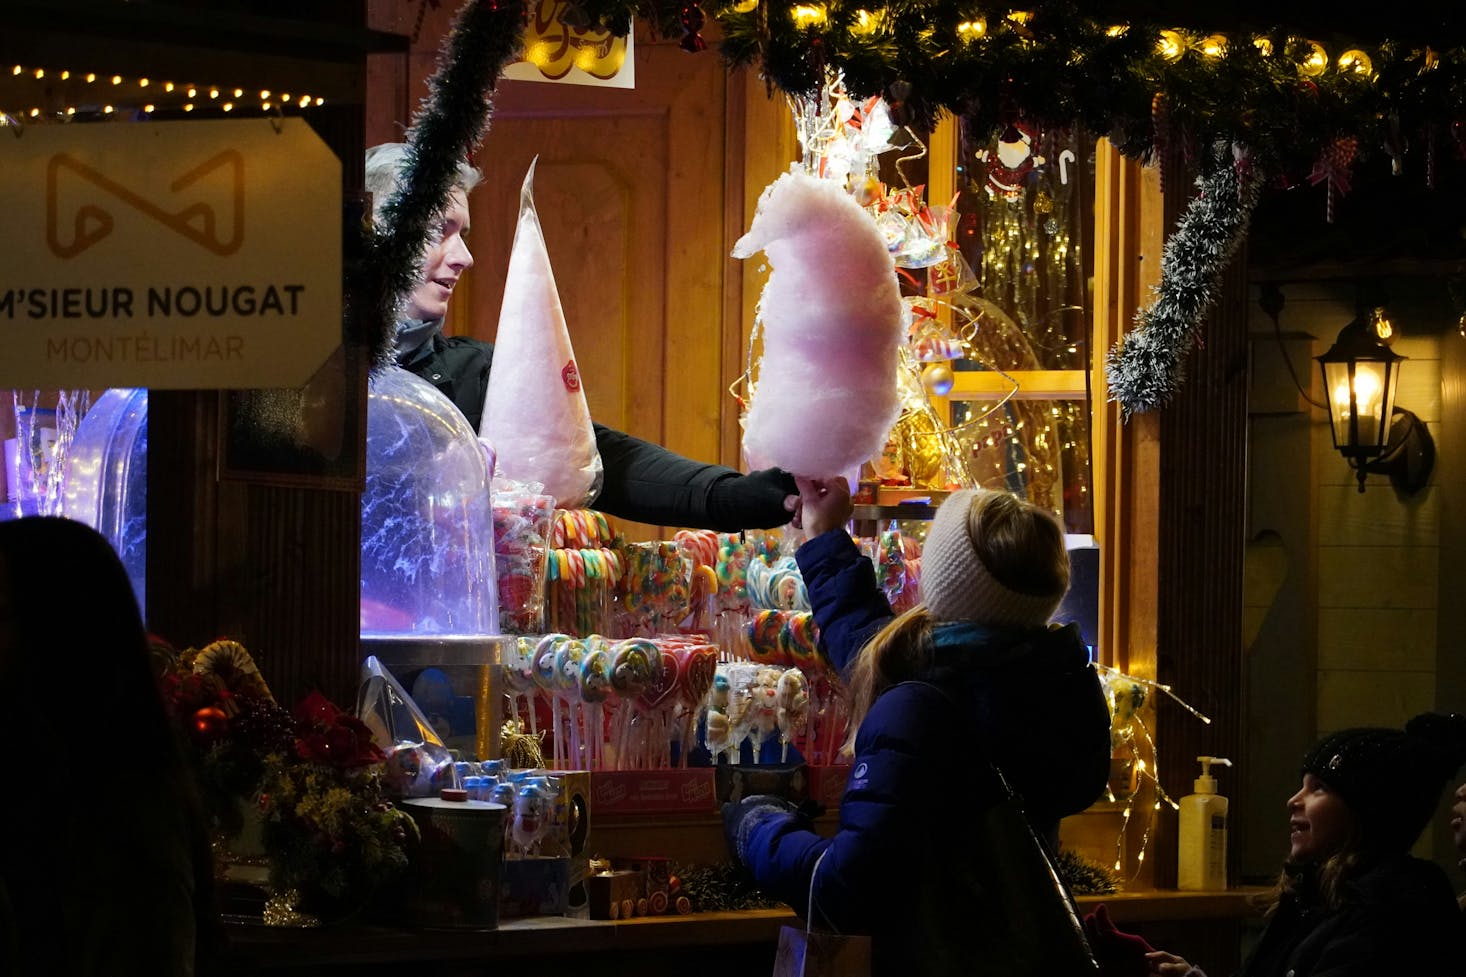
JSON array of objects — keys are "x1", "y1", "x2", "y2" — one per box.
[{"x1": 919, "y1": 488, "x2": 1068, "y2": 629}]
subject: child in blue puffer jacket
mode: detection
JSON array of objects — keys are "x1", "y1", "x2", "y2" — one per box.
[{"x1": 724, "y1": 477, "x2": 1112, "y2": 977}]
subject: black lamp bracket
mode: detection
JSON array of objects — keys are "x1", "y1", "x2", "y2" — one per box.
[{"x1": 1349, "y1": 407, "x2": 1435, "y2": 495}]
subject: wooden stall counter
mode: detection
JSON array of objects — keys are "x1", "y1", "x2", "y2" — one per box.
[
  {"x1": 223, "y1": 907, "x2": 796, "y2": 977},
  {"x1": 223, "y1": 889, "x2": 1265, "y2": 977}
]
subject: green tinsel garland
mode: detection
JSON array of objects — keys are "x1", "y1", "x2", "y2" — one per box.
[
  {"x1": 1054, "y1": 847, "x2": 1119, "y2": 896},
  {"x1": 672, "y1": 861, "x2": 786, "y2": 912},
  {"x1": 354, "y1": 0, "x2": 530, "y2": 371},
  {"x1": 1105, "y1": 145, "x2": 1264, "y2": 415}
]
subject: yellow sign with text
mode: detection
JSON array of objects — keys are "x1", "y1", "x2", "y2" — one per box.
[
  {"x1": 0, "y1": 118, "x2": 341, "y2": 388},
  {"x1": 503, "y1": 0, "x2": 635, "y2": 89}
]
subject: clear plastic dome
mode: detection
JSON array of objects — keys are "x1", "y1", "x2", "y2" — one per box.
[
  {"x1": 362, "y1": 367, "x2": 498, "y2": 637},
  {"x1": 61, "y1": 388, "x2": 148, "y2": 611}
]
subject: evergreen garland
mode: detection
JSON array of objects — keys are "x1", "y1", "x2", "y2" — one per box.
[
  {"x1": 1054, "y1": 847, "x2": 1119, "y2": 896},
  {"x1": 373, "y1": 0, "x2": 1464, "y2": 401},
  {"x1": 354, "y1": 0, "x2": 530, "y2": 370},
  {"x1": 1105, "y1": 145, "x2": 1264, "y2": 415},
  {"x1": 671, "y1": 861, "x2": 786, "y2": 912}
]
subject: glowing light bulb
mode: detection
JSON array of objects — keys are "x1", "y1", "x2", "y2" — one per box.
[
  {"x1": 29, "y1": 107, "x2": 39, "y2": 117},
  {"x1": 10, "y1": 66, "x2": 20, "y2": 76},
  {"x1": 731, "y1": 0, "x2": 757, "y2": 11},
  {"x1": 85, "y1": 73, "x2": 96, "y2": 83},
  {"x1": 164, "y1": 82, "x2": 175, "y2": 92},
  {"x1": 957, "y1": 17, "x2": 987, "y2": 39},
  {"x1": 111, "y1": 74, "x2": 122, "y2": 85},
  {"x1": 139, "y1": 77, "x2": 150, "y2": 87},
  {"x1": 1199, "y1": 34, "x2": 1227, "y2": 58},
  {"x1": 1338, "y1": 49, "x2": 1373, "y2": 76},
  {"x1": 60, "y1": 70, "x2": 70, "y2": 80},
  {"x1": 233, "y1": 88, "x2": 243, "y2": 98},
  {"x1": 103, "y1": 104, "x2": 114, "y2": 113},
  {"x1": 298, "y1": 94, "x2": 310, "y2": 107},
  {"x1": 1156, "y1": 29, "x2": 1186, "y2": 61},
  {"x1": 187, "y1": 88, "x2": 197, "y2": 98},
  {"x1": 313, "y1": 97, "x2": 324, "y2": 106},
  {"x1": 209, "y1": 88, "x2": 219, "y2": 99},
  {"x1": 66, "y1": 106, "x2": 76, "y2": 115},
  {"x1": 184, "y1": 103, "x2": 194, "y2": 112},
  {"x1": 851, "y1": 9, "x2": 880, "y2": 34},
  {"x1": 1370, "y1": 308, "x2": 1394, "y2": 342},
  {"x1": 144, "y1": 103, "x2": 155, "y2": 113},
  {"x1": 1106, "y1": 24, "x2": 1128, "y2": 37},
  {"x1": 260, "y1": 90, "x2": 271, "y2": 99},
  {"x1": 790, "y1": 5, "x2": 826, "y2": 27},
  {"x1": 1298, "y1": 39, "x2": 1327, "y2": 76},
  {"x1": 222, "y1": 102, "x2": 233, "y2": 112},
  {"x1": 262, "y1": 101, "x2": 272, "y2": 111},
  {"x1": 34, "y1": 68, "x2": 44, "y2": 79}
]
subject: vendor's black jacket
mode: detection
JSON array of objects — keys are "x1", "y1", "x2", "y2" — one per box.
[{"x1": 402, "y1": 333, "x2": 792, "y2": 530}]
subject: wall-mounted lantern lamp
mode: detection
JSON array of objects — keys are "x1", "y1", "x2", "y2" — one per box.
[{"x1": 1315, "y1": 308, "x2": 1435, "y2": 494}]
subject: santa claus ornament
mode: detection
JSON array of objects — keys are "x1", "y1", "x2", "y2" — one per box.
[{"x1": 975, "y1": 121, "x2": 1045, "y2": 201}]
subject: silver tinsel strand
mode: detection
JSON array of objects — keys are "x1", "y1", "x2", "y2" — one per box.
[{"x1": 1105, "y1": 144, "x2": 1263, "y2": 416}]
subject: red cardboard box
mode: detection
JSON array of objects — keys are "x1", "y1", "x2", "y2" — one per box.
[
  {"x1": 807, "y1": 763, "x2": 853, "y2": 810},
  {"x1": 590, "y1": 769, "x2": 717, "y2": 816}
]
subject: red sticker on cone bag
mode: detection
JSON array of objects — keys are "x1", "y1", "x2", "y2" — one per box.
[{"x1": 562, "y1": 360, "x2": 581, "y2": 392}]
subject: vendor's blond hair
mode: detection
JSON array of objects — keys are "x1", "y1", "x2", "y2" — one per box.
[{"x1": 364, "y1": 142, "x2": 482, "y2": 222}]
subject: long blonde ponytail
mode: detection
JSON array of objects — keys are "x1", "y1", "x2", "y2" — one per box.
[{"x1": 842, "y1": 605, "x2": 935, "y2": 753}]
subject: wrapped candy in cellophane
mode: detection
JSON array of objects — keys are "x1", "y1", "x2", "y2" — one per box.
[
  {"x1": 357, "y1": 656, "x2": 456, "y2": 798},
  {"x1": 493, "y1": 479, "x2": 557, "y2": 634}
]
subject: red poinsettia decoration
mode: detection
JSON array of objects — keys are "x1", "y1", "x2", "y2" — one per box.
[{"x1": 292, "y1": 690, "x2": 386, "y2": 770}]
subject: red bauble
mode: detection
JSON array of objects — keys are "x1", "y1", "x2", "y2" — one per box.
[{"x1": 192, "y1": 705, "x2": 229, "y2": 740}]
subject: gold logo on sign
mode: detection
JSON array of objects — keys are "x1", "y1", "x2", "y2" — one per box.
[
  {"x1": 522, "y1": 0, "x2": 627, "y2": 81},
  {"x1": 46, "y1": 149, "x2": 244, "y2": 258}
]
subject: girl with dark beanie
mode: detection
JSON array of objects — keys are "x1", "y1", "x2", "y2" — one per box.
[{"x1": 1147, "y1": 712, "x2": 1466, "y2": 977}]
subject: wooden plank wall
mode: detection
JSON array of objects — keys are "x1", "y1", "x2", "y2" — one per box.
[{"x1": 1152, "y1": 150, "x2": 1248, "y2": 890}]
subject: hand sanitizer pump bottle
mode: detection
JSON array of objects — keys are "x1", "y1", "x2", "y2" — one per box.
[{"x1": 1177, "y1": 756, "x2": 1232, "y2": 891}]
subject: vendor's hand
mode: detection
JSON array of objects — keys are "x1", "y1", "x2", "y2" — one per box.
[
  {"x1": 1144, "y1": 950, "x2": 1197, "y2": 976},
  {"x1": 794, "y1": 476, "x2": 854, "y2": 538},
  {"x1": 709, "y1": 468, "x2": 799, "y2": 529}
]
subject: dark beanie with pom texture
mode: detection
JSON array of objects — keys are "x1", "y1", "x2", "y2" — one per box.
[{"x1": 1301, "y1": 712, "x2": 1466, "y2": 854}]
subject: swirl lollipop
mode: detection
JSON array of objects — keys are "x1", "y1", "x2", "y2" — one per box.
[
  {"x1": 503, "y1": 636, "x2": 540, "y2": 738},
  {"x1": 674, "y1": 646, "x2": 719, "y2": 766},
  {"x1": 748, "y1": 609, "x2": 790, "y2": 666},
  {"x1": 705, "y1": 670, "x2": 734, "y2": 761},
  {"x1": 775, "y1": 668, "x2": 809, "y2": 762},
  {"x1": 610, "y1": 637, "x2": 659, "y2": 697},
  {"x1": 782, "y1": 612, "x2": 823, "y2": 676},
  {"x1": 578, "y1": 640, "x2": 614, "y2": 769},
  {"x1": 531, "y1": 634, "x2": 569, "y2": 765}
]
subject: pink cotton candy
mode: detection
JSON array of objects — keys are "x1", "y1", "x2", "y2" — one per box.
[
  {"x1": 733, "y1": 171, "x2": 903, "y2": 479},
  {"x1": 482, "y1": 159, "x2": 604, "y2": 509}
]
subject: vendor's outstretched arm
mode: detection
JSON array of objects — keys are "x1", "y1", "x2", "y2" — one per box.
[{"x1": 591, "y1": 424, "x2": 796, "y2": 531}]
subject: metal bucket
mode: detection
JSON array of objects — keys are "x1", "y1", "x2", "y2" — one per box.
[{"x1": 402, "y1": 797, "x2": 507, "y2": 929}]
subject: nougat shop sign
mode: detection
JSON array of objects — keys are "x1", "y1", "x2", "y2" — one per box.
[{"x1": 0, "y1": 118, "x2": 341, "y2": 388}]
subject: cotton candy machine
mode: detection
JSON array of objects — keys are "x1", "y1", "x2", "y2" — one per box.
[
  {"x1": 61, "y1": 388, "x2": 148, "y2": 611},
  {"x1": 360, "y1": 366, "x2": 505, "y2": 759}
]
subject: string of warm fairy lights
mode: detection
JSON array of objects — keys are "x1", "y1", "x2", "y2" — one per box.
[
  {"x1": 3, "y1": 62, "x2": 326, "y2": 124},
  {"x1": 1097, "y1": 664, "x2": 1214, "y2": 878}
]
